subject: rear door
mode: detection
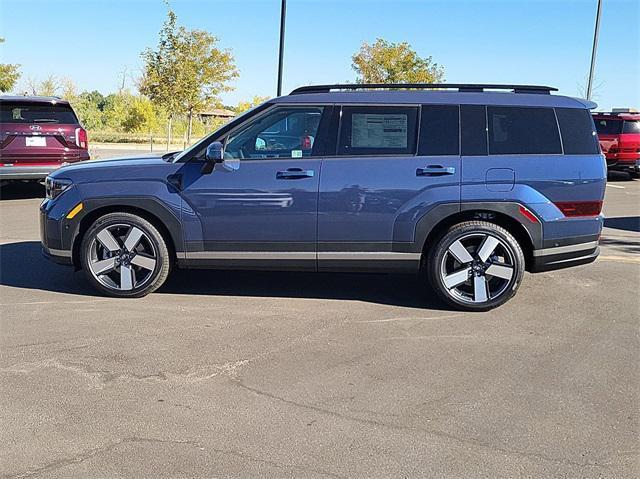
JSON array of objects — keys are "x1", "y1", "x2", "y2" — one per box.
[
  {"x1": 0, "y1": 101, "x2": 83, "y2": 166},
  {"x1": 317, "y1": 104, "x2": 461, "y2": 271}
]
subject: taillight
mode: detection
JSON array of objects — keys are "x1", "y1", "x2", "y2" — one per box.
[
  {"x1": 554, "y1": 201, "x2": 603, "y2": 217},
  {"x1": 75, "y1": 127, "x2": 88, "y2": 149}
]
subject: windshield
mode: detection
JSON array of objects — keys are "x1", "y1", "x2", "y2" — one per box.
[{"x1": 594, "y1": 118, "x2": 623, "y2": 135}]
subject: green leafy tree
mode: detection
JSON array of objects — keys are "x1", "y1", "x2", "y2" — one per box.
[
  {"x1": 352, "y1": 38, "x2": 444, "y2": 84},
  {"x1": 140, "y1": 6, "x2": 238, "y2": 145},
  {"x1": 0, "y1": 38, "x2": 21, "y2": 93},
  {"x1": 72, "y1": 92, "x2": 105, "y2": 131},
  {"x1": 122, "y1": 96, "x2": 161, "y2": 133},
  {"x1": 235, "y1": 95, "x2": 270, "y2": 114}
]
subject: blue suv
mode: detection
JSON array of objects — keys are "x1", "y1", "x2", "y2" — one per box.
[{"x1": 40, "y1": 84, "x2": 606, "y2": 311}]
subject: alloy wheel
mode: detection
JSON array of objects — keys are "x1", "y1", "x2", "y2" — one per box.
[
  {"x1": 87, "y1": 223, "x2": 158, "y2": 291},
  {"x1": 439, "y1": 232, "x2": 516, "y2": 304}
]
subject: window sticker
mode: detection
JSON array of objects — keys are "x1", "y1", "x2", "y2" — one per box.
[
  {"x1": 352, "y1": 114, "x2": 408, "y2": 148},
  {"x1": 291, "y1": 149, "x2": 303, "y2": 158}
]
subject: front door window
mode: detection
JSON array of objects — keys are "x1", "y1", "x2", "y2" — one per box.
[{"x1": 225, "y1": 106, "x2": 325, "y2": 159}]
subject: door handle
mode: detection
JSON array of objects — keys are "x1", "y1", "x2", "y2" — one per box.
[
  {"x1": 416, "y1": 165, "x2": 456, "y2": 176},
  {"x1": 276, "y1": 168, "x2": 315, "y2": 179}
]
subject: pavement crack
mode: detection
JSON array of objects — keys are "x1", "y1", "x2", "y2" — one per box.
[
  {"x1": 230, "y1": 379, "x2": 606, "y2": 471},
  {"x1": 0, "y1": 358, "x2": 251, "y2": 389},
  {"x1": 6, "y1": 436, "x2": 344, "y2": 479}
]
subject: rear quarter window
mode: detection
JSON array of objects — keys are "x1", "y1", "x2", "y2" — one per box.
[
  {"x1": 487, "y1": 106, "x2": 561, "y2": 155},
  {"x1": 556, "y1": 108, "x2": 600, "y2": 154},
  {"x1": 623, "y1": 120, "x2": 640, "y2": 134},
  {"x1": 0, "y1": 102, "x2": 78, "y2": 124}
]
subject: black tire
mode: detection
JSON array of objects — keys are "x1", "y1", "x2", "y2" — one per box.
[
  {"x1": 80, "y1": 212, "x2": 171, "y2": 298},
  {"x1": 426, "y1": 221, "x2": 525, "y2": 312}
]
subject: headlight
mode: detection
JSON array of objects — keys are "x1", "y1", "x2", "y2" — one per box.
[{"x1": 45, "y1": 177, "x2": 73, "y2": 200}]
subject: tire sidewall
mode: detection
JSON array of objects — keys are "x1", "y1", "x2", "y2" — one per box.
[
  {"x1": 428, "y1": 222, "x2": 525, "y2": 311},
  {"x1": 80, "y1": 213, "x2": 170, "y2": 298}
]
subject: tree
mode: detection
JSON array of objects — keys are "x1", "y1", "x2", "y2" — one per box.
[
  {"x1": 235, "y1": 95, "x2": 270, "y2": 114},
  {"x1": 0, "y1": 38, "x2": 21, "y2": 93},
  {"x1": 352, "y1": 38, "x2": 444, "y2": 84},
  {"x1": 26, "y1": 75, "x2": 61, "y2": 96},
  {"x1": 140, "y1": 6, "x2": 238, "y2": 145}
]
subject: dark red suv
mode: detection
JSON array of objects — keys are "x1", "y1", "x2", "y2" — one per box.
[
  {"x1": 0, "y1": 96, "x2": 90, "y2": 182},
  {"x1": 593, "y1": 112, "x2": 640, "y2": 178}
]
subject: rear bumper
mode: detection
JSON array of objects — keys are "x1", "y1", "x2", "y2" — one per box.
[
  {"x1": 530, "y1": 241, "x2": 599, "y2": 272},
  {"x1": 606, "y1": 158, "x2": 640, "y2": 173},
  {"x1": 0, "y1": 165, "x2": 62, "y2": 180}
]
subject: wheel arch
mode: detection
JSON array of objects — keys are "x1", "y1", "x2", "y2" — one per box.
[
  {"x1": 416, "y1": 202, "x2": 541, "y2": 271},
  {"x1": 71, "y1": 200, "x2": 182, "y2": 269}
]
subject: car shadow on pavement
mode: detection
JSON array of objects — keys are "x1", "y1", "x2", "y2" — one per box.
[
  {"x1": 0, "y1": 241, "x2": 448, "y2": 310},
  {"x1": 604, "y1": 216, "x2": 640, "y2": 233},
  {"x1": 0, "y1": 182, "x2": 45, "y2": 200},
  {"x1": 598, "y1": 237, "x2": 640, "y2": 255},
  {"x1": 0, "y1": 241, "x2": 96, "y2": 296}
]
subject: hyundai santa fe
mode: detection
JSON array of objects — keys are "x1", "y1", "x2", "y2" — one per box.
[
  {"x1": 0, "y1": 96, "x2": 89, "y2": 182},
  {"x1": 40, "y1": 83, "x2": 605, "y2": 311}
]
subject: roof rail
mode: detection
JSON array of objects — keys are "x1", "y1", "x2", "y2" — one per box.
[{"x1": 289, "y1": 83, "x2": 558, "y2": 95}]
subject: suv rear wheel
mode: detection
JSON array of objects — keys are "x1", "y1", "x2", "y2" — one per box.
[
  {"x1": 427, "y1": 221, "x2": 525, "y2": 311},
  {"x1": 80, "y1": 212, "x2": 171, "y2": 298}
]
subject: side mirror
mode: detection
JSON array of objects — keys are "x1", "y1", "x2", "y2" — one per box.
[
  {"x1": 205, "y1": 141, "x2": 224, "y2": 162},
  {"x1": 202, "y1": 141, "x2": 224, "y2": 174}
]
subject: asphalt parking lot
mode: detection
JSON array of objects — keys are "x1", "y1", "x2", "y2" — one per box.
[{"x1": 0, "y1": 169, "x2": 638, "y2": 477}]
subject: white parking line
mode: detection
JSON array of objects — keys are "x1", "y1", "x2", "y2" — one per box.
[{"x1": 606, "y1": 184, "x2": 625, "y2": 189}]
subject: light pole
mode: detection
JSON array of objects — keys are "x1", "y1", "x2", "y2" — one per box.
[
  {"x1": 586, "y1": 0, "x2": 603, "y2": 100},
  {"x1": 277, "y1": 0, "x2": 287, "y2": 96}
]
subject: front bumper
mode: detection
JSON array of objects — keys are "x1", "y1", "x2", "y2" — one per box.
[
  {"x1": 530, "y1": 241, "x2": 599, "y2": 272},
  {"x1": 40, "y1": 191, "x2": 83, "y2": 267}
]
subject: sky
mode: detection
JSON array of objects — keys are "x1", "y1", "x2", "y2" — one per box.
[{"x1": 1, "y1": 0, "x2": 638, "y2": 111}]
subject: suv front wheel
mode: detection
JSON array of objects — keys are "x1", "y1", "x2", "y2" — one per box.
[
  {"x1": 427, "y1": 221, "x2": 525, "y2": 311},
  {"x1": 80, "y1": 212, "x2": 171, "y2": 298}
]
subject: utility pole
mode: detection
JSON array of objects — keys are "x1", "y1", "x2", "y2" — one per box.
[
  {"x1": 277, "y1": 0, "x2": 286, "y2": 96},
  {"x1": 586, "y1": 0, "x2": 603, "y2": 100}
]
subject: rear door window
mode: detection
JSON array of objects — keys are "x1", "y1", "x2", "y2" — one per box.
[
  {"x1": 555, "y1": 108, "x2": 599, "y2": 154},
  {"x1": 487, "y1": 106, "x2": 561, "y2": 155},
  {"x1": 337, "y1": 106, "x2": 418, "y2": 156},
  {"x1": 0, "y1": 102, "x2": 78, "y2": 124},
  {"x1": 623, "y1": 120, "x2": 640, "y2": 134},
  {"x1": 418, "y1": 105, "x2": 459, "y2": 156},
  {"x1": 460, "y1": 105, "x2": 487, "y2": 156}
]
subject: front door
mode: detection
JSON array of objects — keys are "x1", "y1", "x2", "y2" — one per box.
[{"x1": 180, "y1": 105, "x2": 329, "y2": 270}]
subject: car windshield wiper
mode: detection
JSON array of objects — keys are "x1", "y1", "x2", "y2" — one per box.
[{"x1": 32, "y1": 118, "x2": 59, "y2": 123}]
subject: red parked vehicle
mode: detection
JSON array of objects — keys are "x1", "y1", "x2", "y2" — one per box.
[
  {"x1": 592, "y1": 111, "x2": 640, "y2": 178},
  {"x1": 0, "y1": 96, "x2": 90, "y2": 183}
]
